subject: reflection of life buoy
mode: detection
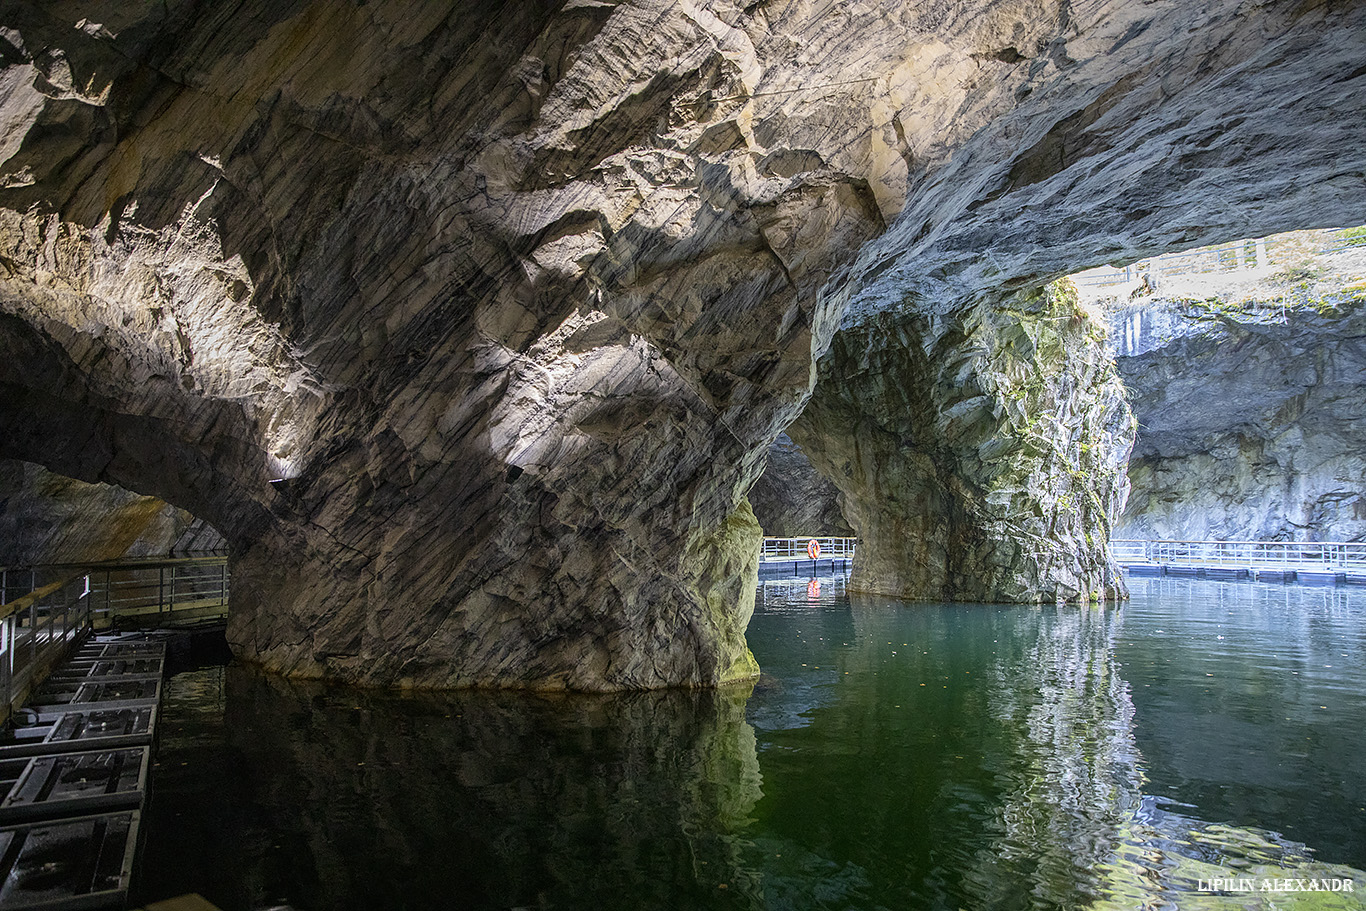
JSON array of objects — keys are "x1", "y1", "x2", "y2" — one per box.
[
  {"x1": 807, "y1": 579, "x2": 821, "y2": 600},
  {"x1": 807, "y1": 539, "x2": 821, "y2": 560}
]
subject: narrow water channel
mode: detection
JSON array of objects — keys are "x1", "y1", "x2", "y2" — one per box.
[{"x1": 133, "y1": 577, "x2": 1366, "y2": 910}]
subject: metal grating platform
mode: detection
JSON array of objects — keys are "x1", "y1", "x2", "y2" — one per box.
[
  {"x1": 0, "y1": 748, "x2": 150, "y2": 825},
  {"x1": 0, "y1": 709, "x2": 156, "y2": 761},
  {"x1": 0, "y1": 810, "x2": 139, "y2": 910}
]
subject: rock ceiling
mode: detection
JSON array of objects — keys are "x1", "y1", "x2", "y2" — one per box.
[{"x1": 0, "y1": 0, "x2": 1362, "y2": 688}]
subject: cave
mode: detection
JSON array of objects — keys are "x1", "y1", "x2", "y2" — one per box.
[
  {"x1": 755, "y1": 224, "x2": 1366, "y2": 567},
  {"x1": 3, "y1": 3, "x2": 1365, "y2": 908},
  {"x1": 4, "y1": 0, "x2": 1363, "y2": 693},
  {"x1": 0, "y1": 459, "x2": 224, "y2": 566}
]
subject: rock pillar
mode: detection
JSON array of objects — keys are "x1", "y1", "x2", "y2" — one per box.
[{"x1": 792, "y1": 284, "x2": 1134, "y2": 602}]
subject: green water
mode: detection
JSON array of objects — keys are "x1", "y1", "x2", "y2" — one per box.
[{"x1": 135, "y1": 576, "x2": 1366, "y2": 910}]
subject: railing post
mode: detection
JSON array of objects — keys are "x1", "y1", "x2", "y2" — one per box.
[{"x1": 2, "y1": 615, "x2": 11, "y2": 718}]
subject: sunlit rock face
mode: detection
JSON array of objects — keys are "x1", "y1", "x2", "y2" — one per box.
[
  {"x1": 0, "y1": 0, "x2": 886, "y2": 688},
  {"x1": 1114, "y1": 295, "x2": 1366, "y2": 542},
  {"x1": 793, "y1": 286, "x2": 1134, "y2": 602},
  {"x1": 0, "y1": 1, "x2": 1363, "y2": 685}
]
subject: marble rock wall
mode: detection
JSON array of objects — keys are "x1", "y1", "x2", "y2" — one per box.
[
  {"x1": 1114, "y1": 294, "x2": 1366, "y2": 543},
  {"x1": 0, "y1": 1, "x2": 1363, "y2": 686}
]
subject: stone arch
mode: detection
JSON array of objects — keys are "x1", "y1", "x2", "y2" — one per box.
[
  {"x1": 0, "y1": 0, "x2": 1362, "y2": 688},
  {"x1": 787, "y1": 0, "x2": 1366, "y2": 603}
]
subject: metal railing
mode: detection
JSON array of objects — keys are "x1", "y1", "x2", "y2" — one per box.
[
  {"x1": 0, "y1": 573, "x2": 94, "y2": 727},
  {"x1": 87, "y1": 556, "x2": 230, "y2": 627},
  {"x1": 0, "y1": 566, "x2": 78, "y2": 607},
  {"x1": 761, "y1": 537, "x2": 858, "y2": 561},
  {"x1": 1073, "y1": 228, "x2": 1364, "y2": 289},
  {"x1": 0, "y1": 555, "x2": 228, "y2": 726},
  {"x1": 1111, "y1": 539, "x2": 1366, "y2": 571},
  {"x1": 1073, "y1": 241, "x2": 1266, "y2": 288},
  {"x1": 2, "y1": 556, "x2": 229, "y2": 629}
]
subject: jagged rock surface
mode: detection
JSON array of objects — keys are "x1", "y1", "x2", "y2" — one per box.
[
  {"x1": 0, "y1": 1, "x2": 1363, "y2": 687},
  {"x1": 748, "y1": 434, "x2": 851, "y2": 537},
  {"x1": 1113, "y1": 289, "x2": 1366, "y2": 543},
  {"x1": 793, "y1": 286, "x2": 1134, "y2": 602},
  {"x1": 0, "y1": 459, "x2": 191, "y2": 565}
]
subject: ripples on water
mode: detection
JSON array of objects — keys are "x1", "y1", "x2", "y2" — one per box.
[{"x1": 135, "y1": 577, "x2": 1366, "y2": 911}]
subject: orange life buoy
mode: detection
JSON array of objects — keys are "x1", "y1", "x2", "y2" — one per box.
[{"x1": 807, "y1": 539, "x2": 821, "y2": 560}]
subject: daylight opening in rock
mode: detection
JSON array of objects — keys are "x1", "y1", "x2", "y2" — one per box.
[{"x1": 1077, "y1": 226, "x2": 1366, "y2": 544}]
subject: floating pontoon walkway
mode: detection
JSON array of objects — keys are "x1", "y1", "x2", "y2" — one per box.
[
  {"x1": 760, "y1": 537, "x2": 1366, "y2": 588},
  {"x1": 0, "y1": 629, "x2": 170, "y2": 909},
  {"x1": 760, "y1": 537, "x2": 856, "y2": 577},
  {"x1": 1113, "y1": 538, "x2": 1366, "y2": 586}
]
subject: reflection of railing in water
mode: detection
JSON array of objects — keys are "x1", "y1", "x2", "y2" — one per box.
[
  {"x1": 761, "y1": 537, "x2": 857, "y2": 561},
  {"x1": 1111, "y1": 539, "x2": 1366, "y2": 571}
]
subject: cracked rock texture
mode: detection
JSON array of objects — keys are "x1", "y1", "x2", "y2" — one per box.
[
  {"x1": 748, "y1": 434, "x2": 851, "y2": 537},
  {"x1": 0, "y1": 459, "x2": 191, "y2": 565},
  {"x1": 1113, "y1": 287, "x2": 1366, "y2": 543},
  {"x1": 793, "y1": 285, "x2": 1134, "y2": 602},
  {"x1": 0, "y1": 1, "x2": 1363, "y2": 686}
]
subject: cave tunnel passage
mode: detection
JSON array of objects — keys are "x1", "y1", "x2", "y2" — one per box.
[
  {"x1": 0, "y1": 458, "x2": 228, "y2": 576},
  {"x1": 769, "y1": 224, "x2": 1366, "y2": 603},
  {"x1": 0, "y1": 0, "x2": 1364, "y2": 689}
]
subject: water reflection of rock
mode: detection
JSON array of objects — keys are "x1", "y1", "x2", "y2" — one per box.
[
  {"x1": 222, "y1": 667, "x2": 764, "y2": 911},
  {"x1": 974, "y1": 605, "x2": 1141, "y2": 909},
  {"x1": 957, "y1": 603, "x2": 1366, "y2": 910},
  {"x1": 828, "y1": 598, "x2": 1139, "y2": 907}
]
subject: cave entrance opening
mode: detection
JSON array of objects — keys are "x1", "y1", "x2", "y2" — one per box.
[{"x1": 1073, "y1": 224, "x2": 1366, "y2": 545}]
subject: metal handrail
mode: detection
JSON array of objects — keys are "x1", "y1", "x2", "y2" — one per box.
[
  {"x1": 1111, "y1": 538, "x2": 1366, "y2": 571},
  {"x1": 1074, "y1": 228, "x2": 1363, "y2": 289},
  {"x1": 0, "y1": 555, "x2": 228, "y2": 726},
  {"x1": 1, "y1": 557, "x2": 229, "y2": 628},
  {"x1": 0, "y1": 579, "x2": 68, "y2": 624},
  {"x1": 3, "y1": 555, "x2": 229, "y2": 573},
  {"x1": 761, "y1": 537, "x2": 858, "y2": 561},
  {"x1": 0, "y1": 573, "x2": 93, "y2": 727},
  {"x1": 88, "y1": 558, "x2": 230, "y2": 626}
]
